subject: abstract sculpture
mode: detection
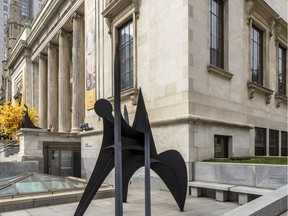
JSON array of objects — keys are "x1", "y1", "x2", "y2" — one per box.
[
  {"x1": 74, "y1": 89, "x2": 187, "y2": 215},
  {"x1": 74, "y1": 44, "x2": 187, "y2": 216}
]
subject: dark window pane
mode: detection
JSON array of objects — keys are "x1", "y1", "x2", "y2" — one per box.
[
  {"x1": 269, "y1": 130, "x2": 279, "y2": 156},
  {"x1": 255, "y1": 127, "x2": 266, "y2": 156},
  {"x1": 281, "y1": 132, "x2": 287, "y2": 156},
  {"x1": 214, "y1": 135, "x2": 229, "y2": 158},
  {"x1": 278, "y1": 46, "x2": 286, "y2": 95}
]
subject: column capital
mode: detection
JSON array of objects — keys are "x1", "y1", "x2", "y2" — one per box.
[
  {"x1": 57, "y1": 29, "x2": 72, "y2": 39},
  {"x1": 38, "y1": 53, "x2": 47, "y2": 60},
  {"x1": 71, "y1": 12, "x2": 84, "y2": 22},
  {"x1": 47, "y1": 42, "x2": 59, "y2": 50}
]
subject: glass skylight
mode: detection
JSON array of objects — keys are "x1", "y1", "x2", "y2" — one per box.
[{"x1": 0, "y1": 172, "x2": 87, "y2": 197}]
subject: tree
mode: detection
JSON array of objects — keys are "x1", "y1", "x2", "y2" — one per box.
[{"x1": 0, "y1": 101, "x2": 39, "y2": 140}]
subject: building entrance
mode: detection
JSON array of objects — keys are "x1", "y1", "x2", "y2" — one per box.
[{"x1": 43, "y1": 142, "x2": 81, "y2": 178}]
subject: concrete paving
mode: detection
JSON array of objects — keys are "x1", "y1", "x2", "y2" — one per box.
[{"x1": 0, "y1": 189, "x2": 240, "y2": 216}]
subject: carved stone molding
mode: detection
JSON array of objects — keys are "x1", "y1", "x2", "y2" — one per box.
[
  {"x1": 275, "y1": 93, "x2": 287, "y2": 108},
  {"x1": 268, "y1": 17, "x2": 275, "y2": 37},
  {"x1": 246, "y1": 0, "x2": 255, "y2": 25},
  {"x1": 274, "y1": 19, "x2": 282, "y2": 45},
  {"x1": 207, "y1": 65, "x2": 234, "y2": 80},
  {"x1": 247, "y1": 82, "x2": 274, "y2": 104},
  {"x1": 102, "y1": 0, "x2": 140, "y2": 34}
]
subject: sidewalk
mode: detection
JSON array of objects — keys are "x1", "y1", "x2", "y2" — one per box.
[{"x1": 0, "y1": 189, "x2": 240, "y2": 216}]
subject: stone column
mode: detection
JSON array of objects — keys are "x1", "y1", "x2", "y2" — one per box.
[
  {"x1": 38, "y1": 54, "x2": 47, "y2": 128},
  {"x1": 32, "y1": 61, "x2": 39, "y2": 110},
  {"x1": 71, "y1": 12, "x2": 85, "y2": 132},
  {"x1": 58, "y1": 29, "x2": 71, "y2": 132},
  {"x1": 23, "y1": 48, "x2": 33, "y2": 106},
  {"x1": 47, "y1": 43, "x2": 59, "y2": 131}
]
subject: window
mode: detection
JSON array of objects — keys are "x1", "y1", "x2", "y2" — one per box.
[
  {"x1": 210, "y1": 0, "x2": 224, "y2": 68},
  {"x1": 281, "y1": 131, "x2": 287, "y2": 156},
  {"x1": 118, "y1": 21, "x2": 133, "y2": 91},
  {"x1": 278, "y1": 46, "x2": 286, "y2": 95},
  {"x1": 255, "y1": 127, "x2": 266, "y2": 156},
  {"x1": 269, "y1": 130, "x2": 279, "y2": 156},
  {"x1": 251, "y1": 25, "x2": 263, "y2": 85},
  {"x1": 4, "y1": 5, "x2": 7, "y2": 11},
  {"x1": 214, "y1": 135, "x2": 229, "y2": 158}
]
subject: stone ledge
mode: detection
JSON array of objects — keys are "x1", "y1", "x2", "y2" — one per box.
[
  {"x1": 222, "y1": 185, "x2": 287, "y2": 216},
  {"x1": 108, "y1": 87, "x2": 139, "y2": 105},
  {"x1": 247, "y1": 81, "x2": 274, "y2": 104},
  {"x1": 151, "y1": 114, "x2": 254, "y2": 129},
  {"x1": 207, "y1": 65, "x2": 234, "y2": 80},
  {"x1": 275, "y1": 93, "x2": 287, "y2": 108}
]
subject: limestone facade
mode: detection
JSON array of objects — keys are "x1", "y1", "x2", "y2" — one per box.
[{"x1": 1, "y1": 0, "x2": 287, "y2": 184}]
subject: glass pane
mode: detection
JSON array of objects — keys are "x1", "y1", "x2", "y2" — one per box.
[
  {"x1": 45, "y1": 180, "x2": 72, "y2": 190},
  {"x1": 0, "y1": 185, "x2": 16, "y2": 196},
  {"x1": 37, "y1": 174, "x2": 62, "y2": 181},
  {"x1": 15, "y1": 176, "x2": 47, "y2": 193},
  {"x1": 60, "y1": 151, "x2": 72, "y2": 177},
  {"x1": 51, "y1": 150, "x2": 60, "y2": 176}
]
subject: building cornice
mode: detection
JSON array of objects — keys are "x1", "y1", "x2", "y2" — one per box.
[{"x1": 6, "y1": 40, "x2": 27, "y2": 68}]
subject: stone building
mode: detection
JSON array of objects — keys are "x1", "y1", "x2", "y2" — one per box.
[{"x1": 1, "y1": 0, "x2": 287, "y2": 185}]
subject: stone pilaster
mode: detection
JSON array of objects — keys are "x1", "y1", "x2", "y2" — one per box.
[
  {"x1": 58, "y1": 29, "x2": 71, "y2": 132},
  {"x1": 71, "y1": 12, "x2": 85, "y2": 132},
  {"x1": 47, "y1": 43, "x2": 59, "y2": 131},
  {"x1": 38, "y1": 54, "x2": 48, "y2": 128}
]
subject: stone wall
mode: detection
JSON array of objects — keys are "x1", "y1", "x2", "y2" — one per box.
[
  {"x1": 193, "y1": 162, "x2": 287, "y2": 189},
  {"x1": 0, "y1": 161, "x2": 39, "y2": 178}
]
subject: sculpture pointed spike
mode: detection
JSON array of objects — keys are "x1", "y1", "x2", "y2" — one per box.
[{"x1": 124, "y1": 105, "x2": 129, "y2": 124}]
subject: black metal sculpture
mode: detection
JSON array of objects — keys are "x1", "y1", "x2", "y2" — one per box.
[
  {"x1": 74, "y1": 44, "x2": 187, "y2": 216},
  {"x1": 74, "y1": 89, "x2": 187, "y2": 215},
  {"x1": 21, "y1": 104, "x2": 40, "y2": 129}
]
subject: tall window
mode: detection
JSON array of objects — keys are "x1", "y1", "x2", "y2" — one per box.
[
  {"x1": 118, "y1": 21, "x2": 133, "y2": 91},
  {"x1": 281, "y1": 131, "x2": 287, "y2": 156},
  {"x1": 251, "y1": 25, "x2": 263, "y2": 85},
  {"x1": 210, "y1": 0, "x2": 224, "y2": 68},
  {"x1": 269, "y1": 130, "x2": 279, "y2": 156},
  {"x1": 255, "y1": 127, "x2": 266, "y2": 156},
  {"x1": 278, "y1": 46, "x2": 286, "y2": 95}
]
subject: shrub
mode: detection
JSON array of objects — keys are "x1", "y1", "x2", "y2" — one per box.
[{"x1": 0, "y1": 101, "x2": 39, "y2": 140}]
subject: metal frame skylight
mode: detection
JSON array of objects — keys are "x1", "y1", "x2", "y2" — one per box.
[{"x1": 0, "y1": 172, "x2": 87, "y2": 198}]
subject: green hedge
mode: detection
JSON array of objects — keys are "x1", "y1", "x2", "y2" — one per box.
[{"x1": 203, "y1": 157, "x2": 288, "y2": 165}]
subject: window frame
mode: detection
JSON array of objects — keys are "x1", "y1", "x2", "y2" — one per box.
[
  {"x1": 109, "y1": 3, "x2": 138, "y2": 104},
  {"x1": 209, "y1": 0, "x2": 224, "y2": 69},
  {"x1": 251, "y1": 25, "x2": 264, "y2": 85},
  {"x1": 117, "y1": 20, "x2": 134, "y2": 91}
]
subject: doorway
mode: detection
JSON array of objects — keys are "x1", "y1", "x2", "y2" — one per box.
[{"x1": 43, "y1": 142, "x2": 81, "y2": 178}]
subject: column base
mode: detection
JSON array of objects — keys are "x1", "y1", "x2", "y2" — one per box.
[{"x1": 71, "y1": 128, "x2": 82, "y2": 133}]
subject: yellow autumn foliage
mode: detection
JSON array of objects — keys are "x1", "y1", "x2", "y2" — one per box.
[{"x1": 0, "y1": 101, "x2": 39, "y2": 140}]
